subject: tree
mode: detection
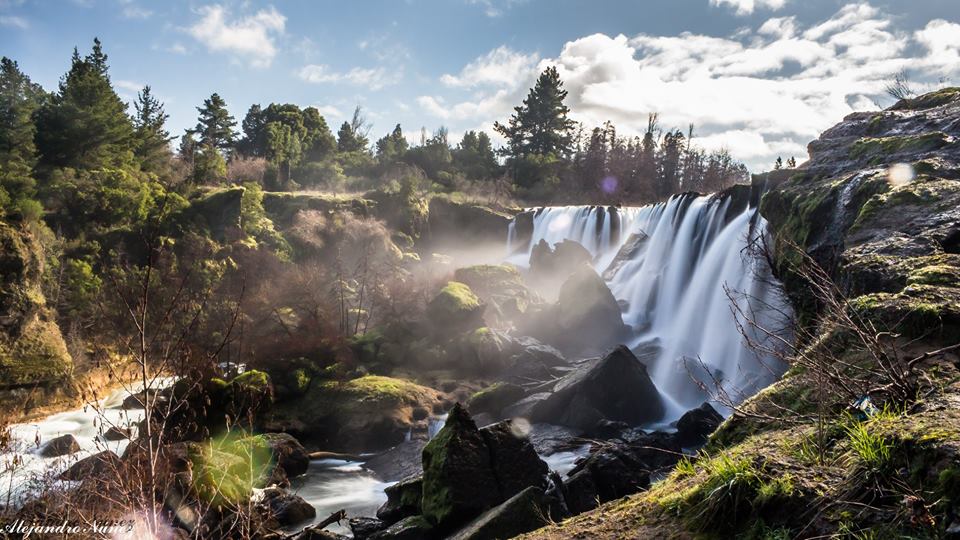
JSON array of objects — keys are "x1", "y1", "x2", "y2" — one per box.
[
  {"x1": 265, "y1": 121, "x2": 302, "y2": 186},
  {"x1": 495, "y1": 66, "x2": 575, "y2": 160},
  {"x1": 132, "y1": 86, "x2": 173, "y2": 176},
  {"x1": 452, "y1": 130, "x2": 498, "y2": 179},
  {"x1": 337, "y1": 106, "x2": 370, "y2": 153},
  {"x1": 0, "y1": 56, "x2": 45, "y2": 219},
  {"x1": 774, "y1": 156, "x2": 783, "y2": 170},
  {"x1": 35, "y1": 38, "x2": 135, "y2": 170},
  {"x1": 375, "y1": 124, "x2": 409, "y2": 165},
  {"x1": 787, "y1": 156, "x2": 797, "y2": 168},
  {"x1": 194, "y1": 92, "x2": 236, "y2": 154},
  {"x1": 404, "y1": 127, "x2": 452, "y2": 180},
  {"x1": 658, "y1": 129, "x2": 685, "y2": 199}
]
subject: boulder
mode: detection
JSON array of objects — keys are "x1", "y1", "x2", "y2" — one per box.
[
  {"x1": 480, "y1": 420, "x2": 549, "y2": 499},
  {"x1": 466, "y1": 383, "x2": 526, "y2": 418},
  {"x1": 246, "y1": 432, "x2": 310, "y2": 478},
  {"x1": 102, "y1": 426, "x2": 131, "y2": 441},
  {"x1": 259, "y1": 487, "x2": 316, "y2": 526},
  {"x1": 59, "y1": 451, "x2": 122, "y2": 481},
  {"x1": 601, "y1": 232, "x2": 648, "y2": 280},
  {"x1": 453, "y1": 264, "x2": 535, "y2": 323},
  {"x1": 40, "y1": 434, "x2": 81, "y2": 457},
  {"x1": 370, "y1": 515, "x2": 433, "y2": 540},
  {"x1": 349, "y1": 517, "x2": 388, "y2": 540},
  {"x1": 426, "y1": 282, "x2": 485, "y2": 333},
  {"x1": 529, "y1": 239, "x2": 593, "y2": 280},
  {"x1": 421, "y1": 405, "x2": 501, "y2": 531},
  {"x1": 529, "y1": 345, "x2": 664, "y2": 430},
  {"x1": 377, "y1": 475, "x2": 424, "y2": 525},
  {"x1": 565, "y1": 444, "x2": 651, "y2": 508},
  {"x1": 552, "y1": 266, "x2": 630, "y2": 354},
  {"x1": 675, "y1": 402, "x2": 724, "y2": 447},
  {"x1": 456, "y1": 328, "x2": 511, "y2": 374},
  {"x1": 449, "y1": 487, "x2": 550, "y2": 540},
  {"x1": 121, "y1": 388, "x2": 164, "y2": 410}
]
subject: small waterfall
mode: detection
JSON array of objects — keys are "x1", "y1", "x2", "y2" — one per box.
[{"x1": 507, "y1": 194, "x2": 792, "y2": 419}]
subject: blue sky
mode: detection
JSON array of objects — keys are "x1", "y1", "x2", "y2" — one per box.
[{"x1": 1, "y1": 0, "x2": 959, "y2": 171}]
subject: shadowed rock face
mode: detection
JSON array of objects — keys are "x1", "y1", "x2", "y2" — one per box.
[
  {"x1": 761, "y1": 87, "x2": 960, "y2": 340},
  {"x1": 527, "y1": 345, "x2": 665, "y2": 430}
]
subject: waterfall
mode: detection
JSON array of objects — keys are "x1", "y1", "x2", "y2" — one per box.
[{"x1": 507, "y1": 194, "x2": 792, "y2": 420}]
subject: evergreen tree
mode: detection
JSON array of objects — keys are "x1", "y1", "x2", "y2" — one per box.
[
  {"x1": 658, "y1": 130, "x2": 685, "y2": 199},
  {"x1": 35, "y1": 38, "x2": 135, "y2": 170},
  {"x1": 0, "y1": 57, "x2": 44, "y2": 218},
  {"x1": 301, "y1": 106, "x2": 336, "y2": 161},
  {"x1": 337, "y1": 107, "x2": 370, "y2": 153},
  {"x1": 375, "y1": 124, "x2": 409, "y2": 164},
  {"x1": 238, "y1": 104, "x2": 266, "y2": 157},
  {"x1": 774, "y1": 156, "x2": 783, "y2": 170},
  {"x1": 787, "y1": 156, "x2": 797, "y2": 168},
  {"x1": 195, "y1": 93, "x2": 236, "y2": 154},
  {"x1": 133, "y1": 85, "x2": 173, "y2": 175},
  {"x1": 452, "y1": 130, "x2": 498, "y2": 179},
  {"x1": 495, "y1": 66, "x2": 575, "y2": 159}
]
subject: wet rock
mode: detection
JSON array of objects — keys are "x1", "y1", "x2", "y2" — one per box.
[
  {"x1": 364, "y1": 439, "x2": 426, "y2": 483},
  {"x1": 40, "y1": 434, "x2": 80, "y2": 457},
  {"x1": 566, "y1": 443, "x2": 652, "y2": 506},
  {"x1": 253, "y1": 433, "x2": 310, "y2": 478},
  {"x1": 60, "y1": 451, "x2": 122, "y2": 480},
  {"x1": 675, "y1": 402, "x2": 724, "y2": 447},
  {"x1": 449, "y1": 487, "x2": 550, "y2": 540},
  {"x1": 456, "y1": 327, "x2": 512, "y2": 374},
  {"x1": 259, "y1": 487, "x2": 316, "y2": 526},
  {"x1": 370, "y1": 515, "x2": 433, "y2": 540},
  {"x1": 377, "y1": 475, "x2": 424, "y2": 525},
  {"x1": 553, "y1": 266, "x2": 631, "y2": 354},
  {"x1": 529, "y1": 345, "x2": 664, "y2": 430},
  {"x1": 602, "y1": 232, "x2": 648, "y2": 280},
  {"x1": 349, "y1": 517, "x2": 388, "y2": 540},
  {"x1": 527, "y1": 424, "x2": 583, "y2": 456},
  {"x1": 121, "y1": 388, "x2": 164, "y2": 410},
  {"x1": 529, "y1": 239, "x2": 593, "y2": 280},
  {"x1": 563, "y1": 469, "x2": 600, "y2": 515}
]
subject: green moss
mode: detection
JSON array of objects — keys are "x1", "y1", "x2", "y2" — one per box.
[
  {"x1": 231, "y1": 369, "x2": 269, "y2": 390},
  {"x1": 849, "y1": 132, "x2": 950, "y2": 164},
  {"x1": 907, "y1": 264, "x2": 959, "y2": 287},
  {"x1": 453, "y1": 264, "x2": 521, "y2": 292},
  {"x1": 0, "y1": 318, "x2": 73, "y2": 386},
  {"x1": 434, "y1": 282, "x2": 480, "y2": 311}
]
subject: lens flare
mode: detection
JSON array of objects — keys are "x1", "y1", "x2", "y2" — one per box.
[
  {"x1": 888, "y1": 163, "x2": 915, "y2": 187},
  {"x1": 601, "y1": 176, "x2": 619, "y2": 194},
  {"x1": 509, "y1": 417, "x2": 532, "y2": 438}
]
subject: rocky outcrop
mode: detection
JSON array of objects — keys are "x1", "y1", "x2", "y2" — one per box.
[
  {"x1": 59, "y1": 450, "x2": 122, "y2": 480},
  {"x1": 453, "y1": 264, "x2": 538, "y2": 325},
  {"x1": 449, "y1": 486, "x2": 551, "y2": 540},
  {"x1": 529, "y1": 239, "x2": 593, "y2": 280},
  {"x1": 0, "y1": 222, "x2": 72, "y2": 390},
  {"x1": 761, "y1": 86, "x2": 960, "y2": 340},
  {"x1": 525, "y1": 345, "x2": 664, "y2": 430},
  {"x1": 377, "y1": 475, "x2": 424, "y2": 525},
  {"x1": 424, "y1": 198, "x2": 517, "y2": 249},
  {"x1": 426, "y1": 282, "x2": 485, "y2": 334}
]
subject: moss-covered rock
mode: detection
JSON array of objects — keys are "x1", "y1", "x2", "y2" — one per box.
[
  {"x1": 427, "y1": 281, "x2": 485, "y2": 333},
  {"x1": 467, "y1": 382, "x2": 526, "y2": 417},
  {"x1": 454, "y1": 264, "x2": 538, "y2": 325},
  {"x1": 270, "y1": 375, "x2": 444, "y2": 452}
]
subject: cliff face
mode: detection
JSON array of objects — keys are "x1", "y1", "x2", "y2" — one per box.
[
  {"x1": 522, "y1": 88, "x2": 960, "y2": 540},
  {"x1": 0, "y1": 221, "x2": 72, "y2": 389},
  {"x1": 762, "y1": 87, "x2": 960, "y2": 339}
]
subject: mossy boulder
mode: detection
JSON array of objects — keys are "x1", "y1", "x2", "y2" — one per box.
[
  {"x1": 454, "y1": 264, "x2": 537, "y2": 324},
  {"x1": 427, "y1": 282, "x2": 485, "y2": 333},
  {"x1": 377, "y1": 475, "x2": 425, "y2": 525},
  {"x1": 455, "y1": 327, "x2": 511, "y2": 374},
  {"x1": 270, "y1": 375, "x2": 445, "y2": 452},
  {"x1": 466, "y1": 382, "x2": 526, "y2": 418},
  {"x1": 0, "y1": 222, "x2": 71, "y2": 389}
]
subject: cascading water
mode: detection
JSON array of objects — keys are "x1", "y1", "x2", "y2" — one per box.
[{"x1": 508, "y1": 193, "x2": 793, "y2": 420}]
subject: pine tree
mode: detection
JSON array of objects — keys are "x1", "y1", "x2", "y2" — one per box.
[
  {"x1": 787, "y1": 156, "x2": 797, "y2": 168},
  {"x1": 375, "y1": 124, "x2": 409, "y2": 164},
  {"x1": 337, "y1": 106, "x2": 370, "y2": 153},
  {"x1": 0, "y1": 56, "x2": 45, "y2": 217},
  {"x1": 133, "y1": 85, "x2": 172, "y2": 175},
  {"x1": 195, "y1": 93, "x2": 236, "y2": 153},
  {"x1": 774, "y1": 156, "x2": 783, "y2": 170},
  {"x1": 35, "y1": 38, "x2": 135, "y2": 170},
  {"x1": 495, "y1": 66, "x2": 575, "y2": 160}
]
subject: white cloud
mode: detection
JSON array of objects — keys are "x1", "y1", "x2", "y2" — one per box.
[
  {"x1": 122, "y1": 5, "x2": 151, "y2": 19},
  {"x1": 187, "y1": 4, "x2": 285, "y2": 68},
  {"x1": 313, "y1": 105, "x2": 342, "y2": 119},
  {"x1": 440, "y1": 46, "x2": 539, "y2": 88},
  {"x1": 0, "y1": 15, "x2": 27, "y2": 28},
  {"x1": 420, "y1": 2, "x2": 960, "y2": 171},
  {"x1": 710, "y1": 0, "x2": 788, "y2": 16},
  {"x1": 167, "y1": 43, "x2": 188, "y2": 55},
  {"x1": 298, "y1": 64, "x2": 399, "y2": 90},
  {"x1": 467, "y1": 0, "x2": 525, "y2": 18}
]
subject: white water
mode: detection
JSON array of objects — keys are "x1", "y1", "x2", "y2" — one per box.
[{"x1": 508, "y1": 194, "x2": 793, "y2": 420}]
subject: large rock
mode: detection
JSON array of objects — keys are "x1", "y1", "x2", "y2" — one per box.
[
  {"x1": 244, "y1": 432, "x2": 310, "y2": 478},
  {"x1": 426, "y1": 282, "x2": 485, "y2": 334},
  {"x1": 349, "y1": 517, "x2": 388, "y2": 540},
  {"x1": 59, "y1": 451, "x2": 122, "y2": 480},
  {"x1": 268, "y1": 375, "x2": 445, "y2": 453},
  {"x1": 466, "y1": 383, "x2": 526, "y2": 418},
  {"x1": 601, "y1": 232, "x2": 648, "y2": 280},
  {"x1": 40, "y1": 434, "x2": 80, "y2": 457},
  {"x1": 453, "y1": 264, "x2": 536, "y2": 324},
  {"x1": 529, "y1": 345, "x2": 664, "y2": 430},
  {"x1": 377, "y1": 475, "x2": 424, "y2": 525},
  {"x1": 529, "y1": 239, "x2": 593, "y2": 280},
  {"x1": 258, "y1": 487, "x2": 316, "y2": 526},
  {"x1": 675, "y1": 402, "x2": 724, "y2": 447},
  {"x1": 420, "y1": 404, "x2": 549, "y2": 533},
  {"x1": 370, "y1": 515, "x2": 433, "y2": 540},
  {"x1": 425, "y1": 198, "x2": 515, "y2": 249},
  {"x1": 364, "y1": 439, "x2": 427, "y2": 483},
  {"x1": 449, "y1": 487, "x2": 550, "y2": 540}
]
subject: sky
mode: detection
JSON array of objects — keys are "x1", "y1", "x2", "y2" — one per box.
[{"x1": 1, "y1": 0, "x2": 959, "y2": 172}]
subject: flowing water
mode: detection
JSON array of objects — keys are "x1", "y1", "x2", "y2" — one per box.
[{"x1": 508, "y1": 193, "x2": 793, "y2": 420}]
